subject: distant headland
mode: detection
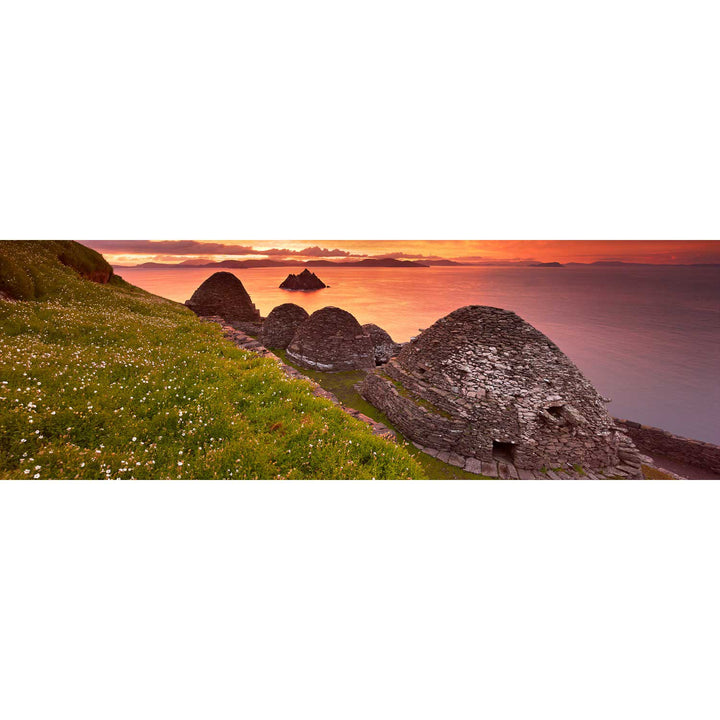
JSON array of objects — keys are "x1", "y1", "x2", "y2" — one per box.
[
  {"x1": 115, "y1": 257, "x2": 437, "y2": 270},
  {"x1": 112, "y1": 258, "x2": 720, "y2": 270}
]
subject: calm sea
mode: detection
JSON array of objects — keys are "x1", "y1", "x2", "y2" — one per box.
[{"x1": 117, "y1": 265, "x2": 720, "y2": 444}]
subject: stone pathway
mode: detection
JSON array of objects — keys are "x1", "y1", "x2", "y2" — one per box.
[
  {"x1": 410, "y1": 418, "x2": 660, "y2": 479},
  {"x1": 411, "y1": 429, "x2": 651, "y2": 479},
  {"x1": 206, "y1": 317, "x2": 395, "y2": 442}
]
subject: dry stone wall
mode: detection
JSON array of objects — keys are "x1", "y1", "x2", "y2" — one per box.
[{"x1": 614, "y1": 419, "x2": 720, "y2": 475}]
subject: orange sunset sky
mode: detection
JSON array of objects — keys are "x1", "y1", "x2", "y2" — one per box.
[{"x1": 85, "y1": 240, "x2": 720, "y2": 266}]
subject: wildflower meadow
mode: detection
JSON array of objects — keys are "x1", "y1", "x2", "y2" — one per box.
[{"x1": 0, "y1": 242, "x2": 424, "y2": 479}]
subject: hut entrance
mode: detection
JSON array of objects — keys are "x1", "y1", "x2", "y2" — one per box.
[{"x1": 492, "y1": 441, "x2": 517, "y2": 463}]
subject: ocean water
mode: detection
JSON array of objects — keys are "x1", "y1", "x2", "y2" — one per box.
[{"x1": 117, "y1": 265, "x2": 720, "y2": 444}]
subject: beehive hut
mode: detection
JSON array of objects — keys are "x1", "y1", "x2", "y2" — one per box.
[
  {"x1": 362, "y1": 323, "x2": 402, "y2": 365},
  {"x1": 279, "y1": 268, "x2": 326, "y2": 290},
  {"x1": 286, "y1": 306, "x2": 374, "y2": 371},
  {"x1": 360, "y1": 305, "x2": 628, "y2": 475},
  {"x1": 262, "y1": 303, "x2": 309, "y2": 349},
  {"x1": 185, "y1": 272, "x2": 260, "y2": 322}
]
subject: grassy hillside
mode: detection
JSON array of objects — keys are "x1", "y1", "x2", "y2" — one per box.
[
  {"x1": 0, "y1": 240, "x2": 113, "y2": 300},
  {"x1": 272, "y1": 350, "x2": 490, "y2": 479},
  {"x1": 0, "y1": 241, "x2": 425, "y2": 479}
]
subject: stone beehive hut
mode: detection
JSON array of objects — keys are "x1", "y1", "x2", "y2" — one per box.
[
  {"x1": 185, "y1": 272, "x2": 260, "y2": 322},
  {"x1": 360, "y1": 305, "x2": 625, "y2": 473},
  {"x1": 262, "y1": 303, "x2": 309, "y2": 349},
  {"x1": 362, "y1": 323, "x2": 402, "y2": 365},
  {"x1": 286, "y1": 306, "x2": 374, "y2": 371}
]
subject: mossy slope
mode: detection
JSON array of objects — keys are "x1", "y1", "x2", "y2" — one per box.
[
  {"x1": 0, "y1": 241, "x2": 113, "y2": 300},
  {"x1": 0, "y1": 241, "x2": 424, "y2": 479}
]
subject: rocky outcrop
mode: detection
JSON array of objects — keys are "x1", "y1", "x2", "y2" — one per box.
[
  {"x1": 262, "y1": 303, "x2": 309, "y2": 349},
  {"x1": 362, "y1": 323, "x2": 402, "y2": 365},
  {"x1": 279, "y1": 269, "x2": 327, "y2": 290},
  {"x1": 185, "y1": 272, "x2": 260, "y2": 322},
  {"x1": 286, "y1": 306, "x2": 374, "y2": 371},
  {"x1": 360, "y1": 305, "x2": 640, "y2": 474}
]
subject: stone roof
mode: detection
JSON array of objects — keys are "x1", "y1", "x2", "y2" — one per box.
[
  {"x1": 360, "y1": 305, "x2": 623, "y2": 471},
  {"x1": 262, "y1": 303, "x2": 309, "y2": 349},
  {"x1": 279, "y1": 268, "x2": 327, "y2": 290},
  {"x1": 185, "y1": 272, "x2": 260, "y2": 322},
  {"x1": 362, "y1": 323, "x2": 402, "y2": 365},
  {"x1": 287, "y1": 306, "x2": 374, "y2": 371}
]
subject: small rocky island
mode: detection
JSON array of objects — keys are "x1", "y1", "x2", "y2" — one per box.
[{"x1": 279, "y1": 268, "x2": 327, "y2": 290}]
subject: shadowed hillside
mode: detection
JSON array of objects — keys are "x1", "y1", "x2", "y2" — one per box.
[{"x1": 0, "y1": 241, "x2": 113, "y2": 300}]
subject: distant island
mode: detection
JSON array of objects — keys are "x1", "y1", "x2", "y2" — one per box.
[
  {"x1": 112, "y1": 257, "x2": 720, "y2": 270},
  {"x1": 279, "y1": 269, "x2": 327, "y2": 290},
  {"x1": 115, "y1": 257, "x2": 435, "y2": 270}
]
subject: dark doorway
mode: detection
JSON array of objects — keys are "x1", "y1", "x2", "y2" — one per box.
[
  {"x1": 547, "y1": 405, "x2": 564, "y2": 418},
  {"x1": 492, "y1": 441, "x2": 516, "y2": 463}
]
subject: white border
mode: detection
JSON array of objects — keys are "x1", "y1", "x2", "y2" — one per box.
[{"x1": 1, "y1": 2, "x2": 719, "y2": 718}]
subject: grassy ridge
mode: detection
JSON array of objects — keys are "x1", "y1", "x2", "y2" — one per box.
[
  {"x1": 0, "y1": 240, "x2": 113, "y2": 300},
  {"x1": 0, "y1": 241, "x2": 425, "y2": 479}
]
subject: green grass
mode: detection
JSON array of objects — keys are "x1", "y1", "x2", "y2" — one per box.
[
  {"x1": 641, "y1": 463, "x2": 677, "y2": 480},
  {"x1": 0, "y1": 240, "x2": 112, "y2": 300},
  {"x1": 0, "y1": 241, "x2": 425, "y2": 479},
  {"x1": 272, "y1": 350, "x2": 490, "y2": 479}
]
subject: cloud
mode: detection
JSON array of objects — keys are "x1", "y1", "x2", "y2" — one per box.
[
  {"x1": 86, "y1": 239, "x2": 720, "y2": 266},
  {"x1": 264, "y1": 245, "x2": 356, "y2": 258},
  {"x1": 85, "y1": 240, "x2": 358, "y2": 259}
]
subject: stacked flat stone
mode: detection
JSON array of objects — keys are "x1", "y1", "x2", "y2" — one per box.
[
  {"x1": 362, "y1": 323, "x2": 402, "y2": 365},
  {"x1": 185, "y1": 272, "x2": 260, "y2": 322},
  {"x1": 360, "y1": 305, "x2": 630, "y2": 473},
  {"x1": 286, "y1": 306, "x2": 374, "y2": 371},
  {"x1": 262, "y1": 303, "x2": 309, "y2": 349}
]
